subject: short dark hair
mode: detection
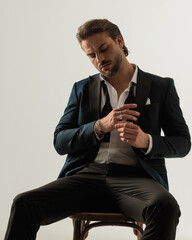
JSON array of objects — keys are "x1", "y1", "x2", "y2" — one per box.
[{"x1": 76, "y1": 19, "x2": 129, "y2": 56}]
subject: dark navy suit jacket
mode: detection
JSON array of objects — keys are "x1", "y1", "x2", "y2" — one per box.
[{"x1": 54, "y1": 68, "x2": 191, "y2": 189}]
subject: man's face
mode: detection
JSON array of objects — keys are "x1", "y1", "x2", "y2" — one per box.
[{"x1": 81, "y1": 32, "x2": 125, "y2": 78}]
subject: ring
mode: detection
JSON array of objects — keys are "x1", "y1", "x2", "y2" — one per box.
[
  {"x1": 118, "y1": 107, "x2": 123, "y2": 114},
  {"x1": 119, "y1": 114, "x2": 123, "y2": 120},
  {"x1": 118, "y1": 107, "x2": 123, "y2": 120}
]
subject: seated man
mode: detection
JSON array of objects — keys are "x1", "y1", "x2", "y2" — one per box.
[{"x1": 4, "y1": 19, "x2": 191, "y2": 240}]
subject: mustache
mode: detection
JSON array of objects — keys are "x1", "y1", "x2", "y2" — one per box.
[{"x1": 99, "y1": 60, "x2": 111, "y2": 68}]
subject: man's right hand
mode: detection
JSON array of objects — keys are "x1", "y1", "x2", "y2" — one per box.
[{"x1": 99, "y1": 103, "x2": 140, "y2": 133}]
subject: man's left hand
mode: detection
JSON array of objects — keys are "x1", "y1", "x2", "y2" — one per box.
[{"x1": 114, "y1": 121, "x2": 149, "y2": 149}]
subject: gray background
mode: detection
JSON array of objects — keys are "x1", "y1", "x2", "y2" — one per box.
[{"x1": 1, "y1": 0, "x2": 191, "y2": 239}]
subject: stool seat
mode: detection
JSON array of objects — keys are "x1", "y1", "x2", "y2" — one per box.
[
  {"x1": 71, "y1": 212, "x2": 135, "y2": 222},
  {"x1": 70, "y1": 212, "x2": 143, "y2": 240}
]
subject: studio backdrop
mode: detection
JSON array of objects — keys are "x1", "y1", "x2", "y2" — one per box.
[{"x1": 1, "y1": 0, "x2": 192, "y2": 239}]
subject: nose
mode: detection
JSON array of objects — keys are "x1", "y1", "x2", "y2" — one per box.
[{"x1": 96, "y1": 53, "x2": 104, "y2": 65}]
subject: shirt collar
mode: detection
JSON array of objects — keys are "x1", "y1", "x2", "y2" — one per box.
[{"x1": 131, "y1": 65, "x2": 138, "y2": 85}]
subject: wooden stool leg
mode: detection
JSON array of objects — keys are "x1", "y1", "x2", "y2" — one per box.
[
  {"x1": 133, "y1": 222, "x2": 143, "y2": 240},
  {"x1": 81, "y1": 220, "x2": 90, "y2": 240},
  {"x1": 73, "y1": 219, "x2": 81, "y2": 240},
  {"x1": 137, "y1": 232, "x2": 142, "y2": 240},
  {"x1": 73, "y1": 219, "x2": 89, "y2": 240}
]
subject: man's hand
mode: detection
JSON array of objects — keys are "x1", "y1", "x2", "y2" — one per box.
[
  {"x1": 99, "y1": 104, "x2": 140, "y2": 133},
  {"x1": 96, "y1": 103, "x2": 149, "y2": 149},
  {"x1": 114, "y1": 121, "x2": 149, "y2": 149}
]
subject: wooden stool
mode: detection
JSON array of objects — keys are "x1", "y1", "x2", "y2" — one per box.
[{"x1": 70, "y1": 212, "x2": 143, "y2": 240}]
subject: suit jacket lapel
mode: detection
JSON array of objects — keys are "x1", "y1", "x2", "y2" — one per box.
[
  {"x1": 89, "y1": 74, "x2": 101, "y2": 120},
  {"x1": 88, "y1": 69, "x2": 152, "y2": 121},
  {"x1": 135, "y1": 68, "x2": 152, "y2": 118}
]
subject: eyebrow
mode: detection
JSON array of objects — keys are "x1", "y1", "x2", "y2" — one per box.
[
  {"x1": 87, "y1": 42, "x2": 108, "y2": 56},
  {"x1": 98, "y1": 42, "x2": 108, "y2": 51}
]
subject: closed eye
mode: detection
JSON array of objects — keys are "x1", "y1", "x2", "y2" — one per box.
[
  {"x1": 88, "y1": 53, "x2": 96, "y2": 59},
  {"x1": 87, "y1": 43, "x2": 109, "y2": 59},
  {"x1": 100, "y1": 45, "x2": 109, "y2": 53}
]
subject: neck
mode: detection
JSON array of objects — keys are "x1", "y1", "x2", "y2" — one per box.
[{"x1": 106, "y1": 60, "x2": 135, "y2": 97}]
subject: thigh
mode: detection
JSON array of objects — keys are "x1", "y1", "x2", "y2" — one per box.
[
  {"x1": 15, "y1": 172, "x2": 107, "y2": 225},
  {"x1": 106, "y1": 176, "x2": 177, "y2": 223}
]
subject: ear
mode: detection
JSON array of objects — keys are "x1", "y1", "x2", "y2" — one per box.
[{"x1": 116, "y1": 35, "x2": 124, "y2": 48}]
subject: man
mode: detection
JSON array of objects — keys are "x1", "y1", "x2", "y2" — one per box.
[{"x1": 4, "y1": 19, "x2": 191, "y2": 240}]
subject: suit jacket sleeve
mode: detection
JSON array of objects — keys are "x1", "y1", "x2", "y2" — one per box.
[
  {"x1": 54, "y1": 83, "x2": 99, "y2": 155},
  {"x1": 149, "y1": 79, "x2": 191, "y2": 159}
]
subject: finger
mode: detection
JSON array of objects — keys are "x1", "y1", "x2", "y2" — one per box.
[
  {"x1": 114, "y1": 122, "x2": 136, "y2": 129},
  {"x1": 119, "y1": 131, "x2": 136, "y2": 138},
  {"x1": 114, "y1": 111, "x2": 139, "y2": 123},
  {"x1": 115, "y1": 114, "x2": 137, "y2": 122},
  {"x1": 119, "y1": 104, "x2": 137, "y2": 110},
  {"x1": 117, "y1": 114, "x2": 123, "y2": 121},
  {"x1": 123, "y1": 114, "x2": 138, "y2": 121},
  {"x1": 115, "y1": 106, "x2": 140, "y2": 116},
  {"x1": 116, "y1": 108, "x2": 140, "y2": 120},
  {"x1": 116, "y1": 128, "x2": 137, "y2": 137},
  {"x1": 125, "y1": 109, "x2": 140, "y2": 116},
  {"x1": 118, "y1": 127, "x2": 137, "y2": 138},
  {"x1": 114, "y1": 109, "x2": 126, "y2": 121},
  {"x1": 120, "y1": 137, "x2": 133, "y2": 144}
]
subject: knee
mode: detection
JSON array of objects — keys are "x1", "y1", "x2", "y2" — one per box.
[
  {"x1": 12, "y1": 192, "x2": 31, "y2": 210},
  {"x1": 144, "y1": 193, "x2": 181, "y2": 221},
  {"x1": 157, "y1": 194, "x2": 180, "y2": 217}
]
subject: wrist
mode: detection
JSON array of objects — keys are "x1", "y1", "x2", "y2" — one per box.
[
  {"x1": 99, "y1": 117, "x2": 110, "y2": 133},
  {"x1": 95, "y1": 120, "x2": 105, "y2": 137}
]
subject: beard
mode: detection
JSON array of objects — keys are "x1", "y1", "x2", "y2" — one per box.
[{"x1": 99, "y1": 53, "x2": 123, "y2": 78}]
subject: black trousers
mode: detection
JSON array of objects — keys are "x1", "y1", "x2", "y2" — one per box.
[{"x1": 4, "y1": 163, "x2": 180, "y2": 240}]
